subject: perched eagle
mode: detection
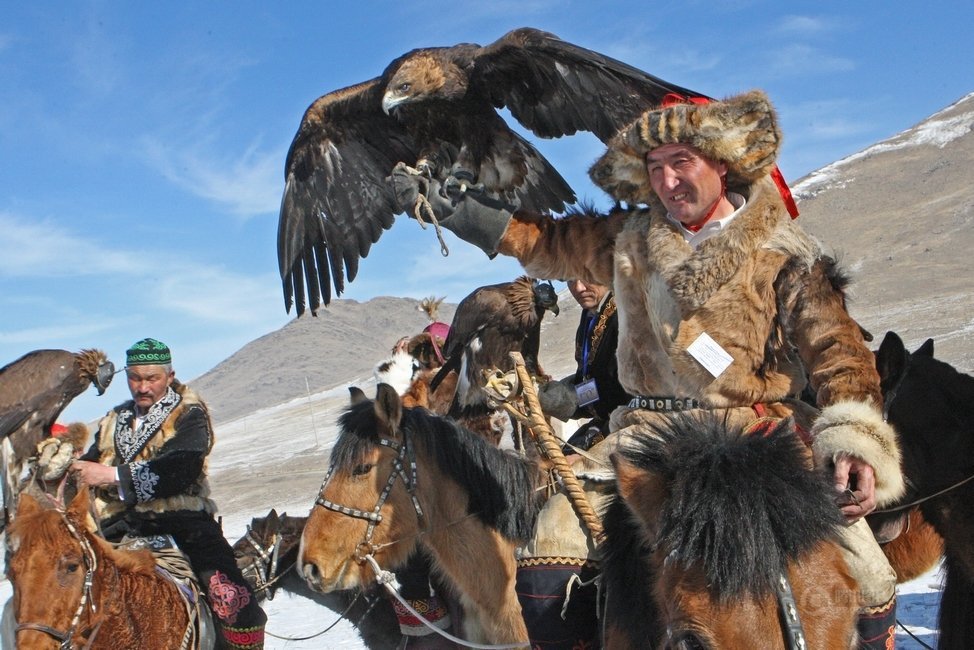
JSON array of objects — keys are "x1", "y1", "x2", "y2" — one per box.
[
  {"x1": 431, "y1": 276, "x2": 559, "y2": 412},
  {"x1": 0, "y1": 348, "x2": 114, "y2": 523},
  {"x1": 278, "y1": 27, "x2": 700, "y2": 315}
]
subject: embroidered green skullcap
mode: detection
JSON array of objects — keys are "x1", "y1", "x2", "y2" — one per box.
[{"x1": 126, "y1": 338, "x2": 172, "y2": 366}]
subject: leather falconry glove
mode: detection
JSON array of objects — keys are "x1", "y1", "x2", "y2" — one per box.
[
  {"x1": 390, "y1": 166, "x2": 517, "y2": 256},
  {"x1": 537, "y1": 377, "x2": 580, "y2": 421}
]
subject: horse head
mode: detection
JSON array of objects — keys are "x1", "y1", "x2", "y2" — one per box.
[
  {"x1": 604, "y1": 415, "x2": 859, "y2": 649},
  {"x1": 8, "y1": 488, "x2": 103, "y2": 649},
  {"x1": 299, "y1": 383, "x2": 422, "y2": 593},
  {"x1": 233, "y1": 508, "x2": 308, "y2": 601}
]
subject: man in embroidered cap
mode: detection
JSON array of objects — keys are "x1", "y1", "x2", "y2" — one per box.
[
  {"x1": 71, "y1": 338, "x2": 266, "y2": 649},
  {"x1": 392, "y1": 91, "x2": 900, "y2": 648}
]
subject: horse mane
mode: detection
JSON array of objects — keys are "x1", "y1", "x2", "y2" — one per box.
[
  {"x1": 335, "y1": 401, "x2": 541, "y2": 542},
  {"x1": 10, "y1": 502, "x2": 158, "y2": 575},
  {"x1": 618, "y1": 415, "x2": 843, "y2": 600}
]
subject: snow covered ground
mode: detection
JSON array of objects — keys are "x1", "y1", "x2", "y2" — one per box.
[{"x1": 0, "y1": 378, "x2": 946, "y2": 648}]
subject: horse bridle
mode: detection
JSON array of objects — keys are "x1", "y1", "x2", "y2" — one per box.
[
  {"x1": 657, "y1": 549, "x2": 807, "y2": 650},
  {"x1": 314, "y1": 430, "x2": 425, "y2": 565},
  {"x1": 238, "y1": 526, "x2": 284, "y2": 600},
  {"x1": 15, "y1": 510, "x2": 102, "y2": 650}
]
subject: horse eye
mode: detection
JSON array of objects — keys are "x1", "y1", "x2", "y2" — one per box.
[
  {"x1": 352, "y1": 463, "x2": 374, "y2": 476},
  {"x1": 64, "y1": 562, "x2": 80, "y2": 573}
]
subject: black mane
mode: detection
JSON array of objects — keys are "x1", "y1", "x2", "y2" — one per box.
[
  {"x1": 334, "y1": 401, "x2": 541, "y2": 542},
  {"x1": 611, "y1": 415, "x2": 842, "y2": 600}
]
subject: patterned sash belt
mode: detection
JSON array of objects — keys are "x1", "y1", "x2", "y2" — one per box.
[{"x1": 627, "y1": 396, "x2": 700, "y2": 411}]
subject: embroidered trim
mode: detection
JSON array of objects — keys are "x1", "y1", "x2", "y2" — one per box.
[
  {"x1": 114, "y1": 386, "x2": 182, "y2": 462},
  {"x1": 130, "y1": 460, "x2": 161, "y2": 502},
  {"x1": 207, "y1": 570, "x2": 252, "y2": 626}
]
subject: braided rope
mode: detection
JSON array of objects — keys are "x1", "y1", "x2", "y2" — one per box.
[{"x1": 487, "y1": 352, "x2": 604, "y2": 542}]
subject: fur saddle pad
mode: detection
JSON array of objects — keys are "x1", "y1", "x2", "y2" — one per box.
[{"x1": 118, "y1": 534, "x2": 200, "y2": 603}]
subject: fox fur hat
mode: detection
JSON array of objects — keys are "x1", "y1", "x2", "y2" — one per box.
[{"x1": 589, "y1": 90, "x2": 782, "y2": 204}]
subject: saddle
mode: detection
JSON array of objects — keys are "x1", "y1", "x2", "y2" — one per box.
[{"x1": 117, "y1": 534, "x2": 216, "y2": 650}]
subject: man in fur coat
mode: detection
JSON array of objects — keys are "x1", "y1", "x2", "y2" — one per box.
[
  {"x1": 392, "y1": 90, "x2": 902, "y2": 648},
  {"x1": 71, "y1": 338, "x2": 266, "y2": 649}
]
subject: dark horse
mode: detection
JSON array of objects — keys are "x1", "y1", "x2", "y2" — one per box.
[
  {"x1": 232, "y1": 509, "x2": 401, "y2": 649},
  {"x1": 874, "y1": 331, "x2": 974, "y2": 649},
  {"x1": 602, "y1": 415, "x2": 859, "y2": 649},
  {"x1": 299, "y1": 383, "x2": 543, "y2": 645}
]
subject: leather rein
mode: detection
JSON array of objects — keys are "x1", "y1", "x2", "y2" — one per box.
[
  {"x1": 15, "y1": 510, "x2": 102, "y2": 650},
  {"x1": 313, "y1": 430, "x2": 425, "y2": 565}
]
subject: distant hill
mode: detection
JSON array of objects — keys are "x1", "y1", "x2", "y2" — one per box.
[
  {"x1": 194, "y1": 92, "x2": 974, "y2": 422},
  {"x1": 794, "y1": 91, "x2": 973, "y2": 373},
  {"x1": 192, "y1": 296, "x2": 458, "y2": 422}
]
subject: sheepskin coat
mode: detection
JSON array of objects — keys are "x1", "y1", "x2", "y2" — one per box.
[
  {"x1": 499, "y1": 176, "x2": 904, "y2": 506},
  {"x1": 83, "y1": 381, "x2": 216, "y2": 523}
]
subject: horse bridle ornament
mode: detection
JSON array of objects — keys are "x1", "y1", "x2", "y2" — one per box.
[
  {"x1": 15, "y1": 510, "x2": 101, "y2": 650},
  {"x1": 239, "y1": 526, "x2": 284, "y2": 600},
  {"x1": 314, "y1": 431, "x2": 425, "y2": 565}
]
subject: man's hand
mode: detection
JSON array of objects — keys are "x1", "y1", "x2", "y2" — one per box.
[
  {"x1": 833, "y1": 453, "x2": 877, "y2": 522},
  {"x1": 68, "y1": 460, "x2": 118, "y2": 488}
]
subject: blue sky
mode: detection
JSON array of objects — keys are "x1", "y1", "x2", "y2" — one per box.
[{"x1": 2, "y1": 1, "x2": 972, "y2": 423}]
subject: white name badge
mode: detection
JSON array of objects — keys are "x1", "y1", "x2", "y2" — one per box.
[
  {"x1": 575, "y1": 379, "x2": 600, "y2": 407},
  {"x1": 687, "y1": 332, "x2": 734, "y2": 379}
]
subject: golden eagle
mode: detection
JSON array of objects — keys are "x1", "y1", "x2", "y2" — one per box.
[
  {"x1": 430, "y1": 276, "x2": 559, "y2": 411},
  {"x1": 0, "y1": 348, "x2": 114, "y2": 524},
  {"x1": 278, "y1": 27, "x2": 699, "y2": 315}
]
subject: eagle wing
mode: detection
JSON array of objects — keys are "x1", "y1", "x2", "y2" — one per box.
[
  {"x1": 278, "y1": 78, "x2": 421, "y2": 316},
  {"x1": 474, "y1": 27, "x2": 703, "y2": 143},
  {"x1": 0, "y1": 349, "x2": 82, "y2": 459}
]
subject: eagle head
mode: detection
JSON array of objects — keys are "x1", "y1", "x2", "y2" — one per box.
[
  {"x1": 532, "y1": 281, "x2": 560, "y2": 316},
  {"x1": 76, "y1": 348, "x2": 115, "y2": 395},
  {"x1": 381, "y1": 53, "x2": 468, "y2": 115}
]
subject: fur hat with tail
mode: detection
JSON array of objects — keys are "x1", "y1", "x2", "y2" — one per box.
[{"x1": 589, "y1": 89, "x2": 782, "y2": 204}]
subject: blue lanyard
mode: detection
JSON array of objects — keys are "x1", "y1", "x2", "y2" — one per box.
[{"x1": 581, "y1": 314, "x2": 597, "y2": 377}]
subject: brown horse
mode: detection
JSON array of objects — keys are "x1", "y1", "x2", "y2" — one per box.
[
  {"x1": 8, "y1": 487, "x2": 211, "y2": 649},
  {"x1": 233, "y1": 509, "x2": 401, "y2": 649},
  {"x1": 874, "y1": 331, "x2": 974, "y2": 649},
  {"x1": 603, "y1": 415, "x2": 859, "y2": 649},
  {"x1": 298, "y1": 383, "x2": 542, "y2": 647}
]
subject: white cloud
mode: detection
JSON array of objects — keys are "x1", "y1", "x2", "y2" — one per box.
[
  {"x1": 766, "y1": 44, "x2": 854, "y2": 77},
  {"x1": 0, "y1": 213, "x2": 143, "y2": 277},
  {"x1": 141, "y1": 137, "x2": 283, "y2": 217},
  {"x1": 775, "y1": 15, "x2": 834, "y2": 35}
]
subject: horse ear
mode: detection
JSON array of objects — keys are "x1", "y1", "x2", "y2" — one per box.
[
  {"x1": 875, "y1": 331, "x2": 908, "y2": 385},
  {"x1": 68, "y1": 485, "x2": 92, "y2": 521},
  {"x1": 611, "y1": 452, "x2": 667, "y2": 541},
  {"x1": 267, "y1": 508, "x2": 279, "y2": 527},
  {"x1": 349, "y1": 386, "x2": 368, "y2": 404},
  {"x1": 16, "y1": 492, "x2": 42, "y2": 519},
  {"x1": 374, "y1": 383, "x2": 403, "y2": 437},
  {"x1": 916, "y1": 338, "x2": 935, "y2": 357}
]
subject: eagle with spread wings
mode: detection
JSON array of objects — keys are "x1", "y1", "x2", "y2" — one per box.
[{"x1": 277, "y1": 27, "x2": 700, "y2": 316}]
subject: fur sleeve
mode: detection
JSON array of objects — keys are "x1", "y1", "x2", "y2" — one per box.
[
  {"x1": 779, "y1": 257, "x2": 905, "y2": 505},
  {"x1": 498, "y1": 208, "x2": 626, "y2": 285}
]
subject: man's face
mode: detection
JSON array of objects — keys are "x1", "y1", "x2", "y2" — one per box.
[
  {"x1": 646, "y1": 143, "x2": 728, "y2": 228},
  {"x1": 126, "y1": 365, "x2": 174, "y2": 411},
  {"x1": 568, "y1": 279, "x2": 608, "y2": 312}
]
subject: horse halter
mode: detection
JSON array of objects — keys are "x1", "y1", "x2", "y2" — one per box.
[
  {"x1": 314, "y1": 431, "x2": 425, "y2": 564},
  {"x1": 16, "y1": 510, "x2": 100, "y2": 650},
  {"x1": 238, "y1": 526, "x2": 283, "y2": 600},
  {"x1": 658, "y1": 550, "x2": 808, "y2": 650}
]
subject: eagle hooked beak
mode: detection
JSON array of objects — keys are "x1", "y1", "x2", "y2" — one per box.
[
  {"x1": 94, "y1": 361, "x2": 117, "y2": 395},
  {"x1": 381, "y1": 92, "x2": 405, "y2": 116}
]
